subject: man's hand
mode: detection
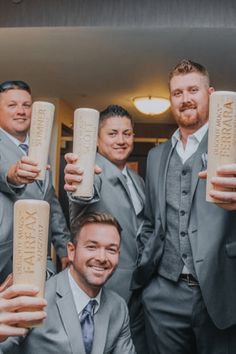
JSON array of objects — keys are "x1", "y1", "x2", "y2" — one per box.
[
  {"x1": 7, "y1": 156, "x2": 41, "y2": 186},
  {"x1": 0, "y1": 275, "x2": 47, "y2": 342},
  {"x1": 199, "y1": 164, "x2": 236, "y2": 210},
  {"x1": 64, "y1": 153, "x2": 102, "y2": 193}
]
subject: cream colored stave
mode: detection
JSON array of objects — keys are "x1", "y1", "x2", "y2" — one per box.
[
  {"x1": 28, "y1": 101, "x2": 55, "y2": 180},
  {"x1": 72, "y1": 108, "x2": 99, "y2": 198},
  {"x1": 206, "y1": 91, "x2": 236, "y2": 203},
  {"x1": 13, "y1": 199, "x2": 50, "y2": 327}
]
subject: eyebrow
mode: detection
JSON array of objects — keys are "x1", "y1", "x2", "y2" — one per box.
[
  {"x1": 8, "y1": 100, "x2": 32, "y2": 104},
  {"x1": 172, "y1": 85, "x2": 199, "y2": 92},
  {"x1": 84, "y1": 240, "x2": 119, "y2": 247},
  {"x1": 107, "y1": 128, "x2": 133, "y2": 132}
]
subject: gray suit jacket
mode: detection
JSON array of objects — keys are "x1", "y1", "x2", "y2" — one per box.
[
  {"x1": 132, "y1": 132, "x2": 236, "y2": 329},
  {"x1": 69, "y1": 153, "x2": 145, "y2": 302},
  {"x1": 0, "y1": 130, "x2": 70, "y2": 278},
  {"x1": 0, "y1": 270, "x2": 136, "y2": 354}
]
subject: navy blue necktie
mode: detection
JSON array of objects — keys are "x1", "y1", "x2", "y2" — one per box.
[
  {"x1": 80, "y1": 300, "x2": 97, "y2": 354},
  {"x1": 19, "y1": 143, "x2": 29, "y2": 154}
]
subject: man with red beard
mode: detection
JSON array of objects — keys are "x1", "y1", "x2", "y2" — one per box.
[{"x1": 131, "y1": 59, "x2": 236, "y2": 354}]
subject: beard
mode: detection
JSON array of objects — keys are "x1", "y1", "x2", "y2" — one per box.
[
  {"x1": 173, "y1": 103, "x2": 208, "y2": 129},
  {"x1": 177, "y1": 111, "x2": 200, "y2": 128},
  {"x1": 172, "y1": 101, "x2": 209, "y2": 131}
]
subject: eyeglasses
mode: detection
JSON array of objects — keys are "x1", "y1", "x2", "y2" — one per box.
[{"x1": 0, "y1": 80, "x2": 31, "y2": 94}]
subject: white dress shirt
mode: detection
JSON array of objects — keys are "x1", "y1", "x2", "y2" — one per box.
[
  {"x1": 171, "y1": 122, "x2": 208, "y2": 162},
  {"x1": 68, "y1": 269, "x2": 101, "y2": 318}
]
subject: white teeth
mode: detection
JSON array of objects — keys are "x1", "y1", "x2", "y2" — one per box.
[{"x1": 92, "y1": 266, "x2": 105, "y2": 271}]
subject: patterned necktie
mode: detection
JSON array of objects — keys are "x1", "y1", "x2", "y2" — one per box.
[
  {"x1": 19, "y1": 143, "x2": 29, "y2": 154},
  {"x1": 80, "y1": 300, "x2": 97, "y2": 354}
]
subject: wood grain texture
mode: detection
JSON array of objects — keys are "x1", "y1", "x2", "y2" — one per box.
[
  {"x1": 206, "y1": 91, "x2": 236, "y2": 202},
  {"x1": 72, "y1": 108, "x2": 99, "y2": 198},
  {"x1": 29, "y1": 101, "x2": 55, "y2": 180},
  {"x1": 13, "y1": 200, "x2": 50, "y2": 326}
]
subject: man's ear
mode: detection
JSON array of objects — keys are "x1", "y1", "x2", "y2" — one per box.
[
  {"x1": 67, "y1": 241, "x2": 75, "y2": 263},
  {"x1": 209, "y1": 86, "x2": 215, "y2": 95}
]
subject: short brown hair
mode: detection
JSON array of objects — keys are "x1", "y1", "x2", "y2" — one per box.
[
  {"x1": 70, "y1": 212, "x2": 122, "y2": 244},
  {"x1": 168, "y1": 59, "x2": 210, "y2": 87}
]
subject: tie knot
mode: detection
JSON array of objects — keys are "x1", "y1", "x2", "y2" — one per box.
[
  {"x1": 83, "y1": 300, "x2": 97, "y2": 316},
  {"x1": 19, "y1": 143, "x2": 29, "y2": 154}
]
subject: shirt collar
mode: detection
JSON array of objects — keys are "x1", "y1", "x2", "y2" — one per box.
[
  {"x1": 0, "y1": 128, "x2": 29, "y2": 146},
  {"x1": 68, "y1": 269, "x2": 101, "y2": 316},
  {"x1": 122, "y1": 166, "x2": 128, "y2": 177},
  {"x1": 171, "y1": 122, "x2": 208, "y2": 147}
]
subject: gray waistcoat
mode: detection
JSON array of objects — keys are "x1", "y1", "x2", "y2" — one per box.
[{"x1": 158, "y1": 149, "x2": 197, "y2": 281}]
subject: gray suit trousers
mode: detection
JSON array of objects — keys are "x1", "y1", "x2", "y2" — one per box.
[{"x1": 142, "y1": 275, "x2": 236, "y2": 354}]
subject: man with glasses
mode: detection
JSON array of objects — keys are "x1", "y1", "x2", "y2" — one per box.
[
  {"x1": 0, "y1": 80, "x2": 70, "y2": 280},
  {"x1": 64, "y1": 105, "x2": 146, "y2": 353}
]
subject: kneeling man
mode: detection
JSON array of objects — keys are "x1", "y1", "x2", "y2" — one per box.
[{"x1": 0, "y1": 212, "x2": 136, "y2": 354}]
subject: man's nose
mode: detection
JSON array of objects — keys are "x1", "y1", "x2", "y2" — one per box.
[
  {"x1": 16, "y1": 105, "x2": 26, "y2": 115},
  {"x1": 182, "y1": 91, "x2": 191, "y2": 103},
  {"x1": 96, "y1": 248, "x2": 107, "y2": 262},
  {"x1": 116, "y1": 133, "x2": 125, "y2": 144}
]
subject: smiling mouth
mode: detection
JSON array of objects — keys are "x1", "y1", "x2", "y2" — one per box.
[
  {"x1": 90, "y1": 265, "x2": 107, "y2": 272},
  {"x1": 180, "y1": 106, "x2": 196, "y2": 112},
  {"x1": 114, "y1": 147, "x2": 127, "y2": 151},
  {"x1": 14, "y1": 118, "x2": 27, "y2": 121}
]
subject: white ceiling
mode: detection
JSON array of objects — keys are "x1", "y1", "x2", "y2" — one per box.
[{"x1": 0, "y1": 26, "x2": 236, "y2": 124}]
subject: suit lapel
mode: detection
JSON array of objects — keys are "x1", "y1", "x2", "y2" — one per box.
[
  {"x1": 190, "y1": 132, "x2": 208, "y2": 206},
  {"x1": 92, "y1": 291, "x2": 109, "y2": 354},
  {"x1": 96, "y1": 153, "x2": 133, "y2": 201},
  {"x1": 56, "y1": 271, "x2": 86, "y2": 354},
  {"x1": 127, "y1": 169, "x2": 145, "y2": 208},
  {"x1": 158, "y1": 140, "x2": 175, "y2": 230},
  {"x1": 0, "y1": 130, "x2": 23, "y2": 162},
  {"x1": 117, "y1": 172, "x2": 132, "y2": 199}
]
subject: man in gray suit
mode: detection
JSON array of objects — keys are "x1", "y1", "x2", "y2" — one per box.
[
  {"x1": 0, "y1": 212, "x2": 136, "y2": 354},
  {"x1": 64, "y1": 105, "x2": 146, "y2": 352},
  {"x1": 65, "y1": 105, "x2": 145, "y2": 302},
  {"x1": 0, "y1": 80, "x2": 70, "y2": 280},
  {"x1": 132, "y1": 59, "x2": 236, "y2": 353}
]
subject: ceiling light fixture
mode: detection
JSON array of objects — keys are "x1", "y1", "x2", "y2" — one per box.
[{"x1": 133, "y1": 96, "x2": 170, "y2": 115}]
